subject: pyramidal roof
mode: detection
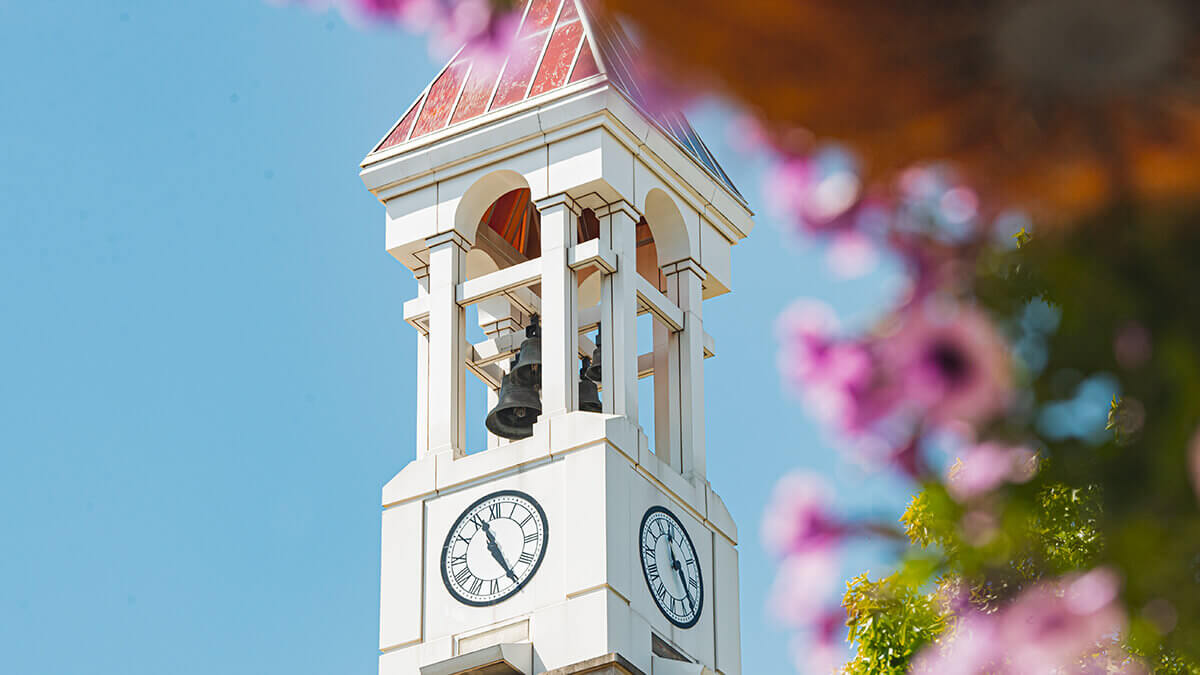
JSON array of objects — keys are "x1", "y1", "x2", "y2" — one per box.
[{"x1": 368, "y1": 0, "x2": 743, "y2": 202}]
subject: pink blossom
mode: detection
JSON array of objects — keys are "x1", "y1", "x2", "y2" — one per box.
[
  {"x1": 940, "y1": 187, "x2": 979, "y2": 225},
  {"x1": 999, "y1": 570, "x2": 1126, "y2": 673},
  {"x1": 911, "y1": 611, "x2": 1001, "y2": 675},
  {"x1": 959, "y1": 509, "x2": 1000, "y2": 546},
  {"x1": 777, "y1": 301, "x2": 900, "y2": 434},
  {"x1": 887, "y1": 436, "x2": 927, "y2": 480},
  {"x1": 766, "y1": 154, "x2": 865, "y2": 235},
  {"x1": 762, "y1": 472, "x2": 843, "y2": 556},
  {"x1": 794, "y1": 639, "x2": 845, "y2": 675},
  {"x1": 826, "y1": 229, "x2": 878, "y2": 279},
  {"x1": 351, "y1": 0, "x2": 416, "y2": 17},
  {"x1": 768, "y1": 551, "x2": 840, "y2": 627},
  {"x1": 883, "y1": 303, "x2": 1013, "y2": 428},
  {"x1": 438, "y1": 1, "x2": 523, "y2": 65},
  {"x1": 947, "y1": 442, "x2": 1037, "y2": 502},
  {"x1": 791, "y1": 611, "x2": 848, "y2": 674},
  {"x1": 312, "y1": 0, "x2": 520, "y2": 63},
  {"x1": 726, "y1": 114, "x2": 770, "y2": 154},
  {"x1": 913, "y1": 569, "x2": 1130, "y2": 674},
  {"x1": 889, "y1": 232, "x2": 967, "y2": 306}
]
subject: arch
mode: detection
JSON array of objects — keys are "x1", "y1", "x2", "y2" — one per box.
[
  {"x1": 465, "y1": 247, "x2": 501, "y2": 280},
  {"x1": 454, "y1": 169, "x2": 530, "y2": 246},
  {"x1": 641, "y1": 188, "x2": 693, "y2": 267}
]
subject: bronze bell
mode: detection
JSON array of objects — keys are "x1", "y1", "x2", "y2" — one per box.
[
  {"x1": 512, "y1": 315, "x2": 542, "y2": 387},
  {"x1": 584, "y1": 330, "x2": 602, "y2": 382},
  {"x1": 485, "y1": 366, "x2": 542, "y2": 440},
  {"x1": 579, "y1": 357, "x2": 602, "y2": 413}
]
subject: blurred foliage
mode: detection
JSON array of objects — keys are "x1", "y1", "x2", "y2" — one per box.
[
  {"x1": 977, "y1": 201, "x2": 1200, "y2": 656},
  {"x1": 842, "y1": 571, "x2": 946, "y2": 675},
  {"x1": 1032, "y1": 482, "x2": 1103, "y2": 572},
  {"x1": 846, "y1": 202, "x2": 1200, "y2": 669},
  {"x1": 843, "y1": 479, "x2": 1097, "y2": 671}
]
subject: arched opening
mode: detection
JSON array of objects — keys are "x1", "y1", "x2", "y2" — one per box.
[
  {"x1": 635, "y1": 216, "x2": 668, "y2": 292},
  {"x1": 474, "y1": 188, "x2": 541, "y2": 267},
  {"x1": 463, "y1": 190, "x2": 614, "y2": 452},
  {"x1": 463, "y1": 188, "x2": 541, "y2": 454},
  {"x1": 642, "y1": 188, "x2": 692, "y2": 271}
]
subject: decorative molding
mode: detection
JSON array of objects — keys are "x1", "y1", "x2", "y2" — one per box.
[
  {"x1": 661, "y1": 258, "x2": 706, "y2": 281},
  {"x1": 593, "y1": 198, "x2": 640, "y2": 223},
  {"x1": 425, "y1": 231, "x2": 470, "y2": 252},
  {"x1": 534, "y1": 191, "x2": 583, "y2": 216}
]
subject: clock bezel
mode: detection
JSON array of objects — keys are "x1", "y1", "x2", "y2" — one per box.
[
  {"x1": 638, "y1": 505, "x2": 704, "y2": 629},
  {"x1": 439, "y1": 489, "x2": 549, "y2": 608}
]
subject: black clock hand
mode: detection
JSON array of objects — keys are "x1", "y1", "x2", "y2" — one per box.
[
  {"x1": 475, "y1": 516, "x2": 519, "y2": 583},
  {"x1": 666, "y1": 531, "x2": 694, "y2": 610}
]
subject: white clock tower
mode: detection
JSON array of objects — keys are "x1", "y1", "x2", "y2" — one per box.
[{"x1": 360, "y1": 2, "x2": 754, "y2": 673}]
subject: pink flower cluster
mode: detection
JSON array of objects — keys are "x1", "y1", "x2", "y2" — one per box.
[
  {"x1": 761, "y1": 472, "x2": 849, "y2": 671},
  {"x1": 764, "y1": 149, "x2": 888, "y2": 279},
  {"x1": 295, "y1": 0, "x2": 522, "y2": 62},
  {"x1": 766, "y1": 152, "x2": 868, "y2": 235},
  {"x1": 778, "y1": 298, "x2": 1013, "y2": 477},
  {"x1": 948, "y1": 442, "x2": 1037, "y2": 503},
  {"x1": 913, "y1": 569, "x2": 1140, "y2": 674},
  {"x1": 767, "y1": 148, "x2": 1047, "y2": 673}
]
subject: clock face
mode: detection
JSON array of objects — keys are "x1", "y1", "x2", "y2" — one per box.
[
  {"x1": 440, "y1": 490, "x2": 548, "y2": 607},
  {"x1": 639, "y1": 506, "x2": 703, "y2": 628}
]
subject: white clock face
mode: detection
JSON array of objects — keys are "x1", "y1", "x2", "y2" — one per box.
[
  {"x1": 639, "y1": 506, "x2": 703, "y2": 628},
  {"x1": 440, "y1": 490, "x2": 548, "y2": 607}
]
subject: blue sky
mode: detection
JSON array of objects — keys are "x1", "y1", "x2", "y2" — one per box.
[{"x1": 0, "y1": 1, "x2": 912, "y2": 673}]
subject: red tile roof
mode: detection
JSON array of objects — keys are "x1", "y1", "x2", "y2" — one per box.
[{"x1": 370, "y1": 0, "x2": 743, "y2": 202}]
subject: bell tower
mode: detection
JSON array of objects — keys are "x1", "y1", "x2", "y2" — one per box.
[{"x1": 360, "y1": 2, "x2": 754, "y2": 673}]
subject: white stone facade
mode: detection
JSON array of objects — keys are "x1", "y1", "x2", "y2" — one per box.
[{"x1": 361, "y1": 52, "x2": 753, "y2": 675}]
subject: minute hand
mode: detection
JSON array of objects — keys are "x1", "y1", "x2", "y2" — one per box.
[
  {"x1": 666, "y1": 531, "x2": 695, "y2": 609},
  {"x1": 476, "y1": 516, "x2": 519, "y2": 583}
]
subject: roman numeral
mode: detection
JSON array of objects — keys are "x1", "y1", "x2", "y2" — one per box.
[
  {"x1": 450, "y1": 554, "x2": 467, "y2": 566},
  {"x1": 646, "y1": 561, "x2": 658, "y2": 579},
  {"x1": 518, "y1": 514, "x2": 532, "y2": 527},
  {"x1": 469, "y1": 578, "x2": 483, "y2": 595},
  {"x1": 517, "y1": 551, "x2": 535, "y2": 566},
  {"x1": 656, "y1": 585, "x2": 668, "y2": 603},
  {"x1": 643, "y1": 544, "x2": 656, "y2": 558},
  {"x1": 524, "y1": 532, "x2": 539, "y2": 544},
  {"x1": 689, "y1": 576, "x2": 699, "y2": 589},
  {"x1": 488, "y1": 579, "x2": 499, "y2": 595},
  {"x1": 488, "y1": 503, "x2": 501, "y2": 520},
  {"x1": 454, "y1": 567, "x2": 471, "y2": 585}
]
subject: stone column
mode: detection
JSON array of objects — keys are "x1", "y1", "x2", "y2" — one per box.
[
  {"x1": 664, "y1": 258, "x2": 706, "y2": 480},
  {"x1": 598, "y1": 201, "x2": 639, "y2": 423},
  {"x1": 413, "y1": 265, "x2": 430, "y2": 459},
  {"x1": 536, "y1": 194, "x2": 579, "y2": 417},
  {"x1": 424, "y1": 231, "x2": 468, "y2": 458}
]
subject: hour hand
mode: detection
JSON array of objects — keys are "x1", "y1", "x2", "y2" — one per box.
[
  {"x1": 476, "y1": 518, "x2": 518, "y2": 582},
  {"x1": 487, "y1": 541, "x2": 518, "y2": 582}
]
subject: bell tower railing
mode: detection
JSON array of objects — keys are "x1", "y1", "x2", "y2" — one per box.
[{"x1": 400, "y1": 191, "x2": 712, "y2": 482}]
